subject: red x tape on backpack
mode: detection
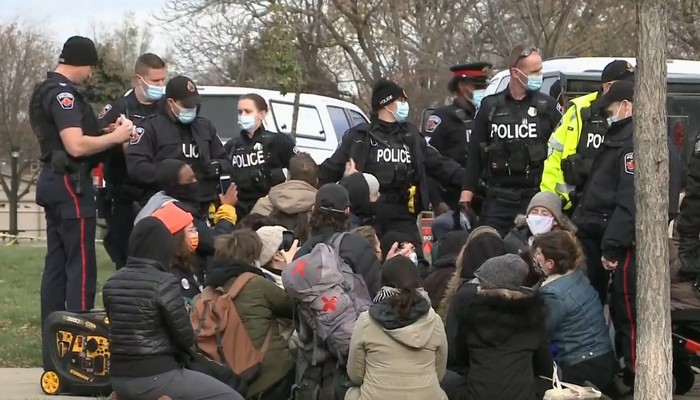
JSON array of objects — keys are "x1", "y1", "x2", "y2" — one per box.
[{"x1": 282, "y1": 232, "x2": 372, "y2": 365}]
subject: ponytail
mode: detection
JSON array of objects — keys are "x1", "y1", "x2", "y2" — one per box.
[{"x1": 387, "y1": 287, "x2": 424, "y2": 320}]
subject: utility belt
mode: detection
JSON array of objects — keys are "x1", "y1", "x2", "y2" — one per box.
[
  {"x1": 382, "y1": 184, "x2": 419, "y2": 214},
  {"x1": 44, "y1": 150, "x2": 90, "y2": 195},
  {"x1": 486, "y1": 186, "x2": 538, "y2": 207},
  {"x1": 561, "y1": 154, "x2": 594, "y2": 187},
  {"x1": 480, "y1": 140, "x2": 547, "y2": 178},
  {"x1": 104, "y1": 183, "x2": 145, "y2": 203}
]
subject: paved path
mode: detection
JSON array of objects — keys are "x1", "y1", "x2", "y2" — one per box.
[{"x1": 2, "y1": 368, "x2": 700, "y2": 399}]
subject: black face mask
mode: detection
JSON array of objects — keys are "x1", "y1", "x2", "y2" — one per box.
[{"x1": 165, "y1": 182, "x2": 207, "y2": 203}]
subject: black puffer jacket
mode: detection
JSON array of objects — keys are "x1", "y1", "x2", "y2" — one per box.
[{"x1": 103, "y1": 217, "x2": 196, "y2": 378}]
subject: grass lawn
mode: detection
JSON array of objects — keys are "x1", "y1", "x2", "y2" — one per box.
[{"x1": 0, "y1": 245, "x2": 114, "y2": 367}]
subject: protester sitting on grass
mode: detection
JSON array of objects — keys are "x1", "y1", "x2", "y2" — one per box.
[
  {"x1": 103, "y1": 217, "x2": 244, "y2": 400},
  {"x1": 256, "y1": 225, "x2": 300, "y2": 288}
]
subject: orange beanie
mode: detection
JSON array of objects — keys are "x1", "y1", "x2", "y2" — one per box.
[{"x1": 151, "y1": 202, "x2": 193, "y2": 234}]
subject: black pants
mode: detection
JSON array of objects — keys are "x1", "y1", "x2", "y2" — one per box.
[
  {"x1": 578, "y1": 231, "x2": 609, "y2": 305},
  {"x1": 479, "y1": 189, "x2": 534, "y2": 237},
  {"x1": 36, "y1": 170, "x2": 97, "y2": 369},
  {"x1": 103, "y1": 198, "x2": 136, "y2": 270},
  {"x1": 560, "y1": 351, "x2": 616, "y2": 392},
  {"x1": 440, "y1": 370, "x2": 468, "y2": 400},
  {"x1": 611, "y1": 248, "x2": 637, "y2": 384}
]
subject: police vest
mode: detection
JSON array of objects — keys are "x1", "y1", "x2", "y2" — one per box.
[
  {"x1": 29, "y1": 79, "x2": 99, "y2": 164},
  {"x1": 451, "y1": 106, "x2": 475, "y2": 165},
  {"x1": 228, "y1": 132, "x2": 273, "y2": 191},
  {"x1": 482, "y1": 93, "x2": 549, "y2": 182},
  {"x1": 562, "y1": 106, "x2": 608, "y2": 187},
  {"x1": 363, "y1": 128, "x2": 416, "y2": 192}
]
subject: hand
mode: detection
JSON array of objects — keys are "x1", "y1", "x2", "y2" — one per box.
[
  {"x1": 111, "y1": 118, "x2": 134, "y2": 143},
  {"x1": 219, "y1": 183, "x2": 238, "y2": 206},
  {"x1": 601, "y1": 256, "x2": 618, "y2": 271},
  {"x1": 436, "y1": 202, "x2": 451, "y2": 215},
  {"x1": 280, "y1": 239, "x2": 300, "y2": 265},
  {"x1": 385, "y1": 242, "x2": 413, "y2": 261},
  {"x1": 459, "y1": 190, "x2": 473, "y2": 204},
  {"x1": 344, "y1": 158, "x2": 358, "y2": 177}
]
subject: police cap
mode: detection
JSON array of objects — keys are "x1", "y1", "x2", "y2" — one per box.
[
  {"x1": 166, "y1": 75, "x2": 201, "y2": 108},
  {"x1": 448, "y1": 62, "x2": 492, "y2": 91},
  {"x1": 59, "y1": 36, "x2": 98, "y2": 66},
  {"x1": 601, "y1": 60, "x2": 635, "y2": 83},
  {"x1": 598, "y1": 80, "x2": 634, "y2": 109}
]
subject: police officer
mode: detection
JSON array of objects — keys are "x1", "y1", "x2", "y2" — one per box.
[
  {"x1": 319, "y1": 78, "x2": 465, "y2": 248},
  {"x1": 427, "y1": 62, "x2": 491, "y2": 235},
  {"x1": 97, "y1": 53, "x2": 167, "y2": 269},
  {"x1": 223, "y1": 93, "x2": 297, "y2": 218},
  {"x1": 541, "y1": 60, "x2": 635, "y2": 211},
  {"x1": 460, "y1": 45, "x2": 561, "y2": 237},
  {"x1": 126, "y1": 75, "x2": 232, "y2": 204},
  {"x1": 571, "y1": 80, "x2": 680, "y2": 389},
  {"x1": 31, "y1": 36, "x2": 134, "y2": 369}
]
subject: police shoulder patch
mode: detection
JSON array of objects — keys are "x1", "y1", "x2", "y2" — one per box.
[
  {"x1": 98, "y1": 104, "x2": 112, "y2": 119},
  {"x1": 56, "y1": 92, "x2": 74, "y2": 110},
  {"x1": 624, "y1": 152, "x2": 634, "y2": 175},
  {"x1": 425, "y1": 115, "x2": 441, "y2": 133},
  {"x1": 694, "y1": 136, "x2": 700, "y2": 155},
  {"x1": 292, "y1": 145, "x2": 300, "y2": 154},
  {"x1": 130, "y1": 127, "x2": 145, "y2": 145},
  {"x1": 181, "y1": 277, "x2": 190, "y2": 290}
]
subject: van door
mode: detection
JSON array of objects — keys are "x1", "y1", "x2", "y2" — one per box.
[
  {"x1": 198, "y1": 94, "x2": 242, "y2": 143},
  {"x1": 269, "y1": 100, "x2": 330, "y2": 163}
]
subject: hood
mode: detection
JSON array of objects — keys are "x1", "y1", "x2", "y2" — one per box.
[
  {"x1": 339, "y1": 173, "x2": 371, "y2": 217},
  {"x1": 466, "y1": 292, "x2": 546, "y2": 347},
  {"x1": 206, "y1": 259, "x2": 265, "y2": 288},
  {"x1": 369, "y1": 300, "x2": 438, "y2": 349},
  {"x1": 514, "y1": 214, "x2": 577, "y2": 233},
  {"x1": 268, "y1": 180, "x2": 317, "y2": 214},
  {"x1": 128, "y1": 217, "x2": 175, "y2": 269},
  {"x1": 134, "y1": 191, "x2": 176, "y2": 225}
]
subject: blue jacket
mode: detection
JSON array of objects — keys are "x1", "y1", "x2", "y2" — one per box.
[{"x1": 538, "y1": 270, "x2": 612, "y2": 366}]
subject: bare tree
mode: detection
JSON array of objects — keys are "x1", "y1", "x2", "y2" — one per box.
[
  {"x1": 0, "y1": 22, "x2": 55, "y2": 235},
  {"x1": 634, "y1": 0, "x2": 673, "y2": 399}
]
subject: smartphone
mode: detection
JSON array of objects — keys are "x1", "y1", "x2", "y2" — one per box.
[
  {"x1": 219, "y1": 175, "x2": 232, "y2": 194},
  {"x1": 280, "y1": 230, "x2": 295, "y2": 252}
]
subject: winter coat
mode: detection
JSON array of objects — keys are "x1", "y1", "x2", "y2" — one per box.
[
  {"x1": 103, "y1": 257, "x2": 195, "y2": 378},
  {"x1": 455, "y1": 291, "x2": 553, "y2": 400},
  {"x1": 206, "y1": 259, "x2": 294, "y2": 397},
  {"x1": 295, "y1": 226, "x2": 382, "y2": 297},
  {"x1": 345, "y1": 301, "x2": 448, "y2": 400},
  {"x1": 251, "y1": 179, "x2": 317, "y2": 217},
  {"x1": 670, "y1": 236, "x2": 700, "y2": 310}
]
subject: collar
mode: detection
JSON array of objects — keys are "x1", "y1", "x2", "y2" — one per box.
[
  {"x1": 604, "y1": 118, "x2": 633, "y2": 145},
  {"x1": 504, "y1": 85, "x2": 533, "y2": 102},
  {"x1": 541, "y1": 269, "x2": 576, "y2": 287},
  {"x1": 47, "y1": 71, "x2": 72, "y2": 84}
]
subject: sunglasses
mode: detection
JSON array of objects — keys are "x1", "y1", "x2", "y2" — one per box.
[{"x1": 513, "y1": 46, "x2": 540, "y2": 67}]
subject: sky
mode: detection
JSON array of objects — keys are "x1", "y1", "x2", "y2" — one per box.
[{"x1": 4, "y1": 0, "x2": 171, "y2": 54}]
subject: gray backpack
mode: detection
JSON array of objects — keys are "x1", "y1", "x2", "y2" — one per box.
[{"x1": 283, "y1": 233, "x2": 372, "y2": 364}]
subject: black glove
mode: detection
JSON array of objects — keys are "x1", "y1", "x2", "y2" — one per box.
[
  {"x1": 679, "y1": 237, "x2": 700, "y2": 274},
  {"x1": 457, "y1": 202, "x2": 479, "y2": 233},
  {"x1": 200, "y1": 161, "x2": 221, "y2": 180}
]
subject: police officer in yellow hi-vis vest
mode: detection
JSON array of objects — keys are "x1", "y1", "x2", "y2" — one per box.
[{"x1": 540, "y1": 60, "x2": 634, "y2": 211}]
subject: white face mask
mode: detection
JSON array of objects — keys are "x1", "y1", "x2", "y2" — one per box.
[
  {"x1": 527, "y1": 215, "x2": 555, "y2": 235},
  {"x1": 408, "y1": 252, "x2": 418, "y2": 265}
]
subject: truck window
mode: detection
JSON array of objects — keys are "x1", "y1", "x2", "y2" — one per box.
[
  {"x1": 327, "y1": 106, "x2": 351, "y2": 141},
  {"x1": 270, "y1": 101, "x2": 326, "y2": 141},
  {"x1": 348, "y1": 110, "x2": 368, "y2": 127},
  {"x1": 199, "y1": 95, "x2": 241, "y2": 142}
]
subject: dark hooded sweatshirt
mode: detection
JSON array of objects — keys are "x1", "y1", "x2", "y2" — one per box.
[{"x1": 339, "y1": 172, "x2": 375, "y2": 227}]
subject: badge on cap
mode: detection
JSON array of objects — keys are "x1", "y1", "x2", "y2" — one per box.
[
  {"x1": 528, "y1": 106, "x2": 537, "y2": 117},
  {"x1": 425, "y1": 115, "x2": 441, "y2": 133},
  {"x1": 187, "y1": 80, "x2": 196, "y2": 92},
  {"x1": 98, "y1": 104, "x2": 112, "y2": 119},
  {"x1": 624, "y1": 152, "x2": 634, "y2": 175},
  {"x1": 56, "y1": 92, "x2": 74, "y2": 110},
  {"x1": 181, "y1": 278, "x2": 190, "y2": 290},
  {"x1": 130, "y1": 127, "x2": 145, "y2": 145}
]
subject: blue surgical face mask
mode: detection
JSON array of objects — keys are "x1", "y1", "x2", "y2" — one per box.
[
  {"x1": 174, "y1": 104, "x2": 197, "y2": 124},
  {"x1": 140, "y1": 77, "x2": 164, "y2": 101},
  {"x1": 471, "y1": 89, "x2": 486, "y2": 108},
  {"x1": 238, "y1": 115, "x2": 257, "y2": 132},
  {"x1": 526, "y1": 75, "x2": 543, "y2": 91},
  {"x1": 606, "y1": 102, "x2": 624, "y2": 126},
  {"x1": 391, "y1": 101, "x2": 410, "y2": 122}
]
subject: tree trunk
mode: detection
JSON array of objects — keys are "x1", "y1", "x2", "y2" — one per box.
[
  {"x1": 634, "y1": 1, "x2": 672, "y2": 399},
  {"x1": 290, "y1": 91, "x2": 301, "y2": 140},
  {"x1": 9, "y1": 152, "x2": 18, "y2": 240}
]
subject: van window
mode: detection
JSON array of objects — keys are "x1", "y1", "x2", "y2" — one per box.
[
  {"x1": 541, "y1": 76, "x2": 558, "y2": 96},
  {"x1": 497, "y1": 76, "x2": 511, "y2": 92},
  {"x1": 199, "y1": 95, "x2": 241, "y2": 141},
  {"x1": 349, "y1": 110, "x2": 368, "y2": 127},
  {"x1": 270, "y1": 101, "x2": 325, "y2": 140},
  {"x1": 327, "y1": 106, "x2": 351, "y2": 141}
]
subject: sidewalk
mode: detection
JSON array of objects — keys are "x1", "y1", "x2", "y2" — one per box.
[{"x1": 2, "y1": 367, "x2": 700, "y2": 399}]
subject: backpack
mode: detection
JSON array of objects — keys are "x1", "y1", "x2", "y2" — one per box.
[
  {"x1": 191, "y1": 272, "x2": 272, "y2": 384},
  {"x1": 282, "y1": 233, "x2": 373, "y2": 400}
]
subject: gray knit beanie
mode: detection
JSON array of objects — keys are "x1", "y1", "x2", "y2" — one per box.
[
  {"x1": 526, "y1": 191, "x2": 576, "y2": 232},
  {"x1": 474, "y1": 254, "x2": 529, "y2": 290}
]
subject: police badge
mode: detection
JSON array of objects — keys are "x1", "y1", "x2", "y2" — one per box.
[{"x1": 527, "y1": 106, "x2": 537, "y2": 117}]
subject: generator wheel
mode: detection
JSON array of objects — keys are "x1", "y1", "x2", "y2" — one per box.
[
  {"x1": 673, "y1": 362, "x2": 695, "y2": 395},
  {"x1": 40, "y1": 370, "x2": 61, "y2": 395}
]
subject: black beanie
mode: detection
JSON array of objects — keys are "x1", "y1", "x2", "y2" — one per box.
[
  {"x1": 371, "y1": 78, "x2": 405, "y2": 109},
  {"x1": 157, "y1": 159, "x2": 188, "y2": 189},
  {"x1": 436, "y1": 230, "x2": 470, "y2": 261},
  {"x1": 59, "y1": 36, "x2": 99, "y2": 67},
  {"x1": 128, "y1": 217, "x2": 175, "y2": 269}
]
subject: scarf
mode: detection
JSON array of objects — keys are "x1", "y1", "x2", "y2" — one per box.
[{"x1": 373, "y1": 285, "x2": 432, "y2": 304}]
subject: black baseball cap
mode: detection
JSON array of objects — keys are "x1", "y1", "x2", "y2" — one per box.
[
  {"x1": 165, "y1": 76, "x2": 201, "y2": 108},
  {"x1": 315, "y1": 183, "x2": 350, "y2": 213},
  {"x1": 601, "y1": 60, "x2": 635, "y2": 83},
  {"x1": 598, "y1": 80, "x2": 634, "y2": 109},
  {"x1": 59, "y1": 36, "x2": 98, "y2": 66}
]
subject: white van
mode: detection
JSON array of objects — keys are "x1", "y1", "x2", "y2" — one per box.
[{"x1": 197, "y1": 86, "x2": 369, "y2": 163}]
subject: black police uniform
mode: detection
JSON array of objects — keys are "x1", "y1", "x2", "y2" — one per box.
[
  {"x1": 463, "y1": 87, "x2": 561, "y2": 237},
  {"x1": 31, "y1": 71, "x2": 101, "y2": 367},
  {"x1": 223, "y1": 127, "x2": 297, "y2": 218},
  {"x1": 677, "y1": 137, "x2": 700, "y2": 266},
  {"x1": 320, "y1": 120, "x2": 464, "y2": 249},
  {"x1": 97, "y1": 90, "x2": 158, "y2": 269},
  {"x1": 125, "y1": 104, "x2": 232, "y2": 202}
]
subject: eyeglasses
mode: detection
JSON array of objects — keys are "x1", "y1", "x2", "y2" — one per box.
[
  {"x1": 185, "y1": 226, "x2": 198, "y2": 236},
  {"x1": 513, "y1": 46, "x2": 540, "y2": 67}
]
